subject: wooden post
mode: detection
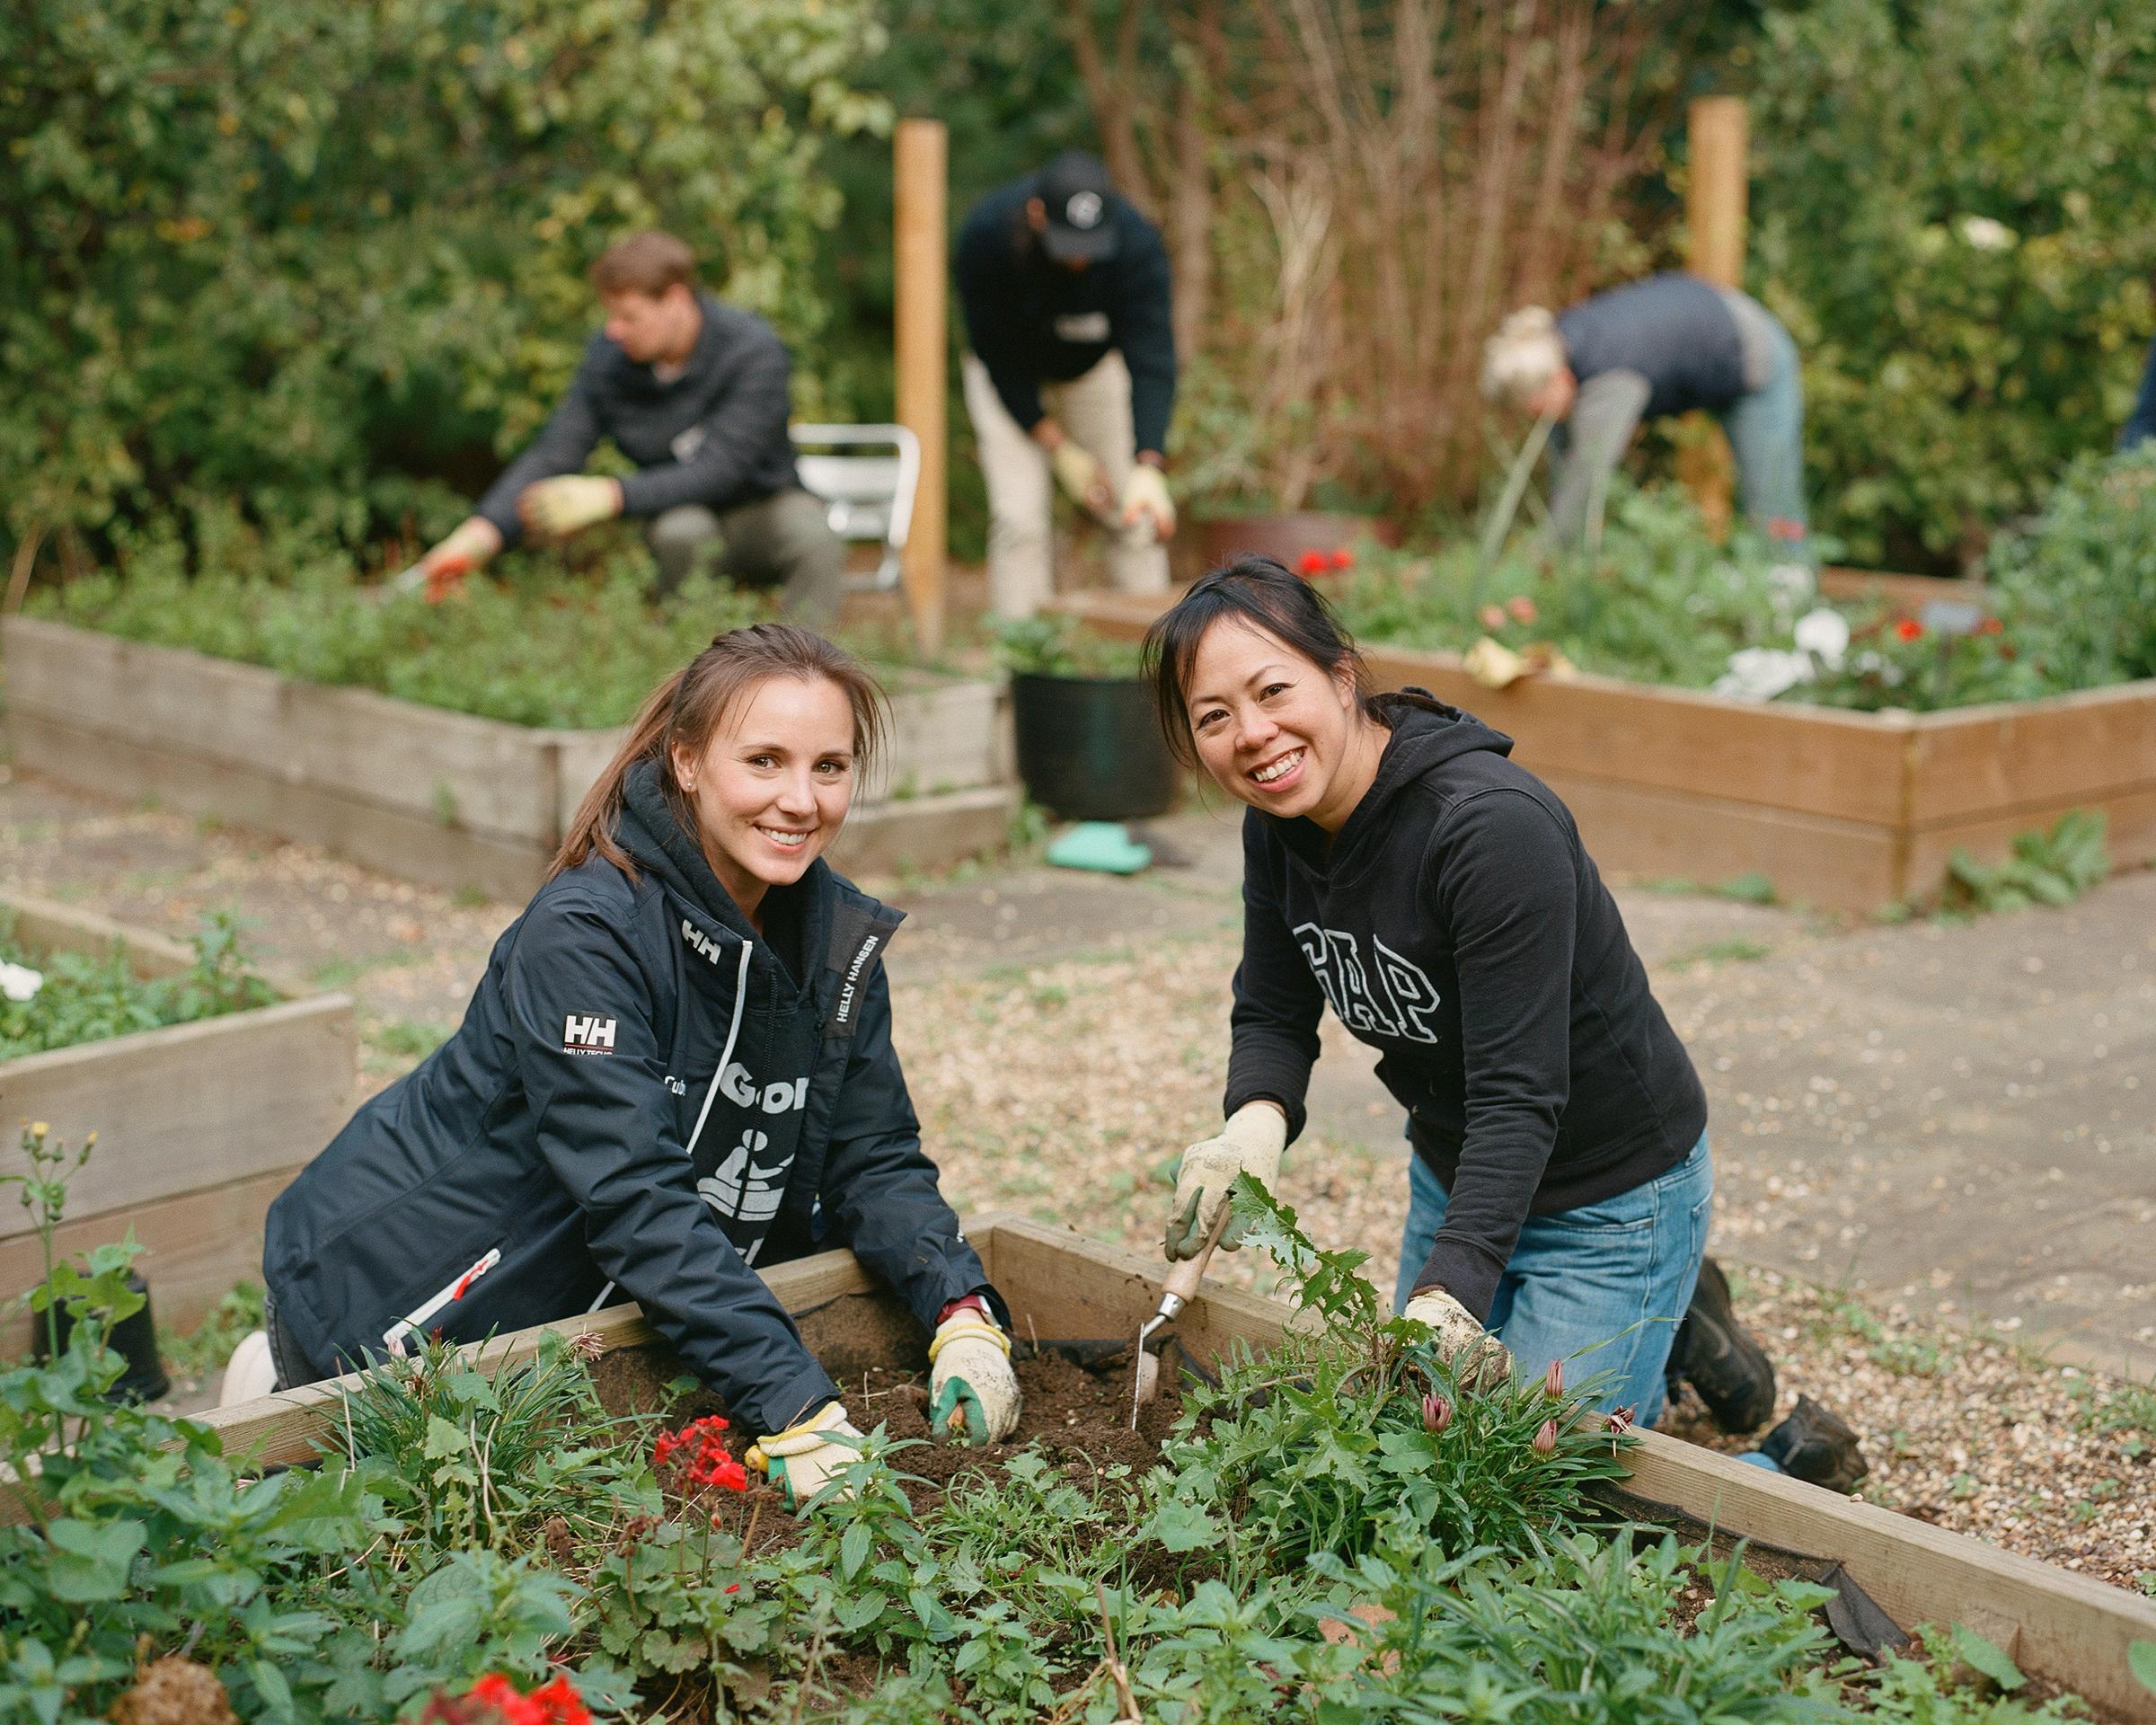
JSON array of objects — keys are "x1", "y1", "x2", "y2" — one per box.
[
  {"x1": 895, "y1": 119, "x2": 948, "y2": 654},
  {"x1": 1678, "y1": 95, "x2": 1748, "y2": 537}
]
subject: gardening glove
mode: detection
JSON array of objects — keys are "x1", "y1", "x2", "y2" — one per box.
[
  {"x1": 1049, "y1": 439, "x2": 1112, "y2": 518},
  {"x1": 393, "y1": 517, "x2": 501, "y2": 598},
  {"x1": 1164, "y1": 1101, "x2": 1286, "y2": 1261},
  {"x1": 745, "y1": 1401, "x2": 864, "y2": 1509},
  {"x1": 518, "y1": 474, "x2": 622, "y2": 538},
  {"x1": 1119, "y1": 463, "x2": 1176, "y2": 539},
  {"x1": 1402, "y1": 1287, "x2": 1515, "y2": 1393},
  {"x1": 927, "y1": 1297, "x2": 1021, "y2": 1445}
]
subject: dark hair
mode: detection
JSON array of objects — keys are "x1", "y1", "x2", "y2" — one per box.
[
  {"x1": 1141, "y1": 557, "x2": 1382, "y2": 766},
  {"x1": 589, "y1": 229, "x2": 698, "y2": 297},
  {"x1": 552, "y1": 624, "x2": 888, "y2": 880}
]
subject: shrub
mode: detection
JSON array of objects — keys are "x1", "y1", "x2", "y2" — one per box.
[
  {"x1": 1, "y1": 0, "x2": 888, "y2": 560},
  {"x1": 1751, "y1": 0, "x2": 2156, "y2": 571},
  {"x1": 0, "y1": 911, "x2": 275, "y2": 1063}
]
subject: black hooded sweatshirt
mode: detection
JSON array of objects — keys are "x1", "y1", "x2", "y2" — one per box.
[
  {"x1": 263, "y1": 759, "x2": 993, "y2": 1433},
  {"x1": 1224, "y1": 694, "x2": 1708, "y2": 1322}
]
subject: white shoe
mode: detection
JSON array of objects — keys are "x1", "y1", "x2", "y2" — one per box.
[{"x1": 217, "y1": 1330, "x2": 277, "y2": 1407}]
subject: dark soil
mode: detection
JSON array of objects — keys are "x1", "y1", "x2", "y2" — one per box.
[{"x1": 590, "y1": 1291, "x2": 1188, "y2": 1529}]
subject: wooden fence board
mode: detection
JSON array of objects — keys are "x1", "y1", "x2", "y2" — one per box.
[{"x1": 1906, "y1": 680, "x2": 2156, "y2": 827}]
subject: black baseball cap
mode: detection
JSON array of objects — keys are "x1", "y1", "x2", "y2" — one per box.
[{"x1": 1036, "y1": 151, "x2": 1119, "y2": 264}]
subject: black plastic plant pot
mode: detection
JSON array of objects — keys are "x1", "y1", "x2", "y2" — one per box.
[
  {"x1": 30, "y1": 1270, "x2": 172, "y2": 1403},
  {"x1": 1010, "y1": 672, "x2": 1179, "y2": 822}
]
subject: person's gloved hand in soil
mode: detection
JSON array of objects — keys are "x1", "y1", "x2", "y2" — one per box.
[
  {"x1": 927, "y1": 1295, "x2": 1021, "y2": 1445},
  {"x1": 518, "y1": 473, "x2": 623, "y2": 539},
  {"x1": 1401, "y1": 1286, "x2": 1515, "y2": 1393},
  {"x1": 745, "y1": 1401, "x2": 866, "y2": 1509},
  {"x1": 1164, "y1": 1101, "x2": 1286, "y2": 1260}
]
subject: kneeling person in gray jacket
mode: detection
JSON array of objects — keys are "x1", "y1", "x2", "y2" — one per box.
[
  {"x1": 411, "y1": 230, "x2": 844, "y2": 626},
  {"x1": 228, "y1": 625, "x2": 1017, "y2": 1508}
]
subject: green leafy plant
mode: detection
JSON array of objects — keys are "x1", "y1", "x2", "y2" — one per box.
[
  {"x1": 1943, "y1": 809, "x2": 2110, "y2": 914},
  {"x1": 0, "y1": 910, "x2": 276, "y2": 1063},
  {"x1": 991, "y1": 614, "x2": 1145, "y2": 679}
]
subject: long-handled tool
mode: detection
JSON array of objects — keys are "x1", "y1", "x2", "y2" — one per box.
[{"x1": 1129, "y1": 1202, "x2": 1232, "y2": 1429}]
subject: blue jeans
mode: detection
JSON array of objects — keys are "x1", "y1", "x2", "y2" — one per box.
[
  {"x1": 1716, "y1": 319, "x2": 1809, "y2": 556},
  {"x1": 1396, "y1": 1135, "x2": 1712, "y2": 1430}
]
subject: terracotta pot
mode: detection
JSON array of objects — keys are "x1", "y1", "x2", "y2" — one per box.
[{"x1": 1186, "y1": 511, "x2": 1401, "y2": 580}]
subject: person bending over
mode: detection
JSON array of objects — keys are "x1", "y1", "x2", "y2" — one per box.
[
  {"x1": 956, "y1": 151, "x2": 1178, "y2": 618},
  {"x1": 225, "y1": 624, "x2": 1016, "y2": 1506},
  {"x1": 1482, "y1": 272, "x2": 1810, "y2": 561},
  {"x1": 411, "y1": 230, "x2": 845, "y2": 625},
  {"x1": 1143, "y1": 559, "x2": 1866, "y2": 1491}
]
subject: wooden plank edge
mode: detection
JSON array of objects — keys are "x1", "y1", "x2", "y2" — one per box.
[{"x1": 0, "y1": 991, "x2": 355, "y2": 1092}]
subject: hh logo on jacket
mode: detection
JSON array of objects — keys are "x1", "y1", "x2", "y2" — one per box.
[
  {"x1": 562, "y1": 1013, "x2": 618, "y2": 1054},
  {"x1": 1293, "y1": 924, "x2": 1442, "y2": 1044}
]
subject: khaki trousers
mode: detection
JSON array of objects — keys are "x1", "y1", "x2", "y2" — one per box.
[{"x1": 962, "y1": 350, "x2": 1171, "y2": 619}]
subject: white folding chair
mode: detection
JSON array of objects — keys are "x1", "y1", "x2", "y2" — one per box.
[{"x1": 791, "y1": 423, "x2": 921, "y2": 593}]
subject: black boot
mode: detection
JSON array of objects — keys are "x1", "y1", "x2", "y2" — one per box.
[
  {"x1": 1669, "y1": 1257, "x2": 1777, "y2": 1434},
  {"x1": 1759, "y1": 1394, "x2": 1870, "y2": 1494}
]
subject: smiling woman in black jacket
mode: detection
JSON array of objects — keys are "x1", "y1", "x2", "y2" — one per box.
[
  {"x1": 228, "y1": 624, "x2": 1018, "y2": 1505},
  {"x1": 1143, "y1": 561, "x2": 1867, "y2": 1491}
]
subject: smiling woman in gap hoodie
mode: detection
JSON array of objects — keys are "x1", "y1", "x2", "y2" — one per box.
[
  {"x1": 1142, "y1": 560, "x2": 1868, "y2": 1491},
  {"x1": 230, "y1": 624, "x2": 1020, "y2": 1506}
]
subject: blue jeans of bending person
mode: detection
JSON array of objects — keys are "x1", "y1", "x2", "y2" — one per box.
[
  {"x1": 1716, "y1": 318, "x2": 1809, "y2": 557},
  {"x1": 1394, "y1": 1132, "x2": 1778, "y2": 1473}
]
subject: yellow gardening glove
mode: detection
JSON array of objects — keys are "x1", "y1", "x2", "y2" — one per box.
[
  {"x1": 1402, "y1": 1287, "x2": 1515, "y2": 1393},
  {"x1": 927, "y1": 1302, "x2": 1021, "y2": 1445},
  {"x1": 1049, "y1": 439, "x2": 1111, "y2": 517},
  {"x1": 518, "y1": 474, "x2": 623, "y2": 538},
  {"x1": 1164, "y1": 1102, "x2": 1286, "y2": 1261},
  {"x1": 744, "y1": 1401, "x2": 864, "y2": 1509},
  {"x1": 1119, "y1": 464, "x2": 1176, "y2": 539}
]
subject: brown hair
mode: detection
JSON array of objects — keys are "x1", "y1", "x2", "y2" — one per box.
[
  {"x1": 552, "y1": 624, "x2": 888, "y2": 880},
  {"x1": 588, "y1": 230, "x2": 699, "y2": 298}
]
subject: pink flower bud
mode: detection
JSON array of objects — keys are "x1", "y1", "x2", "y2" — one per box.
[
  {"x1": 1542, "y1": 1359, "x2": 1563, "y2": 1399},
  {"x1": 1479, "y1": 604, "x2": 1507, "y2": 632},
  {"x1": 1532, "y1": 1419, "x2": 1558, "y2": 1456},
  {"x1": 1422, "y1": 1393, "x2": 1452, "y2": 1435},
  {"x1": 1507, "y1": 595, "x2": 1538, "y2": 625}
]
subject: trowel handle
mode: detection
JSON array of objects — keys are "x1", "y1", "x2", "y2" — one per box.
[{"x1": 1162, "y1": 1202, "x2": 1234, "y2": 1309}]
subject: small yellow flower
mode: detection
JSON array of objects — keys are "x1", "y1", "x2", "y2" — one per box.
[{"x1": 30, "y1": 1121, "x2": 49, "y2": 1138}]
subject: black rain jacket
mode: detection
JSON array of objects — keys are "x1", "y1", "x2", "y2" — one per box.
[{"x1": 262, "y1": 761, "x2": 992, "y2": 1433}]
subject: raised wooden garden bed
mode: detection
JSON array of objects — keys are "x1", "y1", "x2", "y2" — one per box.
[
  {"x1": 197, "y1": 1213, "x2": 2156, "y2": 1718},
  {"x1": 1056, "y1": 588, "x2": 2156, "y2": 913},
  {"x1": 0, "y1": 617, "x2": 1017, "y2": 900},
  {"x1": 0, "y1": 891, "x2": 355, "y2": 1329}
]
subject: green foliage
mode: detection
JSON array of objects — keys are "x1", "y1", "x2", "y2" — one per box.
[
  {"x1": 993, "y1": 613, "x2": 1145, "y2": 679},
  {"x1": 1, "y1": 0, "x2": 888, "y2": 555},
  {"x1": 1943, "y1": 810, "x2": 2109, "y2": 914},
  {"x1": 1986, "y1": 447, "x2": 2156, "y2": 690},
  {"x1": 1751, "y1": 0, "x2": 2156, "y2": 571},
  {"x1": 0, "y1": 910, "x2": 275, "y2": 1063},
  {"x1": 29, "y1": 512, "x2": 765, "y2": 728},
  {"x1": 159, "y1": 1279, "x2": 265, "y2": 1380}
]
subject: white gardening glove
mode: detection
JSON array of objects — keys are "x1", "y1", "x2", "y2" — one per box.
[
  {"x1": 744, "y1": 1401, "x2": 864, "y2": 1509},
  {"x1": 1119, "y1": 463, "x2": 1176, "y2": 539},
  {"x1": 927, "y1": 1299, "x2": 1021, "y2": 1445},
  {"x1": 1402, "y1": 1287, "x2": 1515, "y2": 1393},
  {"x1": 517, "y1": 473, "x2": 623, "y2": 538},
  {"x1": 1049, "y1": 439, "x2": 1112, "y2": 517},
  {"x1": 1164, "y1": 1102, "x2": 1286, "y2": 1261}
]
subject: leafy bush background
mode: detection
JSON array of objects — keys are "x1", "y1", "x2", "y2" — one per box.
[
  {"x1": 1751, "y1": 0, "x2": 2156, "y2": 573},
  {"x1": 0, "y1": 0, "x2": 888, "y2": 556}
]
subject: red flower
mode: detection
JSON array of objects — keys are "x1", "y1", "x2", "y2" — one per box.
[
  {"x1": 654, "y1": 1413, "x2": 741, "y2": 1489},
  {"x1": 452, "y1": 1673, "x2": 593, "y2": 1725},
  {"x1": 1507, "y1": 594, "x2": 1539, "y2": 626},
  {"x1": 726, "y1": 1582, "x2": 742, "y2": 1595},
  {"x1": 1296, "y1": 550, "x2": 1329, "y2": 576},
  {"x1": 1975, "y1": 615, "x2": 2004, "y2": 635},
  {"x1": 1532, "y1": 1419, "x2": 1558, "y2": 1455},
  {"x1": 1479, "y1": 604, "x2": 1508, "y2": 632},
  {"x1": 1894, "y1": 617, "x2": 1924, "y2": 641},
  {"x1": 1330, "y1": 548, "x2": 1355, "y2": 570}
]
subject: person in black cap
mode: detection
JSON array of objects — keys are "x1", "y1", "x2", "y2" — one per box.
[{"x1": 956, "y1": 152, "x2": 1177, "y2": 617}]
